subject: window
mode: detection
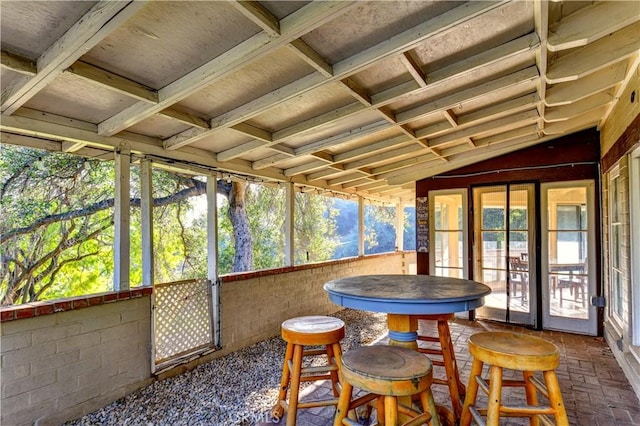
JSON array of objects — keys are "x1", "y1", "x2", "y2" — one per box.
[
  {"x1": 609, "y1": 166, "x2": 625, "y2": 324},
  {"x1": 630, "y1": 148, "x2": 640, "y2": 349},
  {"x1": 430, "y1": 189, "x2": 467, "y2": 278}
]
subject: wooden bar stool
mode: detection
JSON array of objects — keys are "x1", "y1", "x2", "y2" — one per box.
[
  {"x1": 272, "y1": 316, "x2": 345, "y2": 426},
  {"x1": 413, "y1": 313, "x2": 465, "y2": 420},
  {"x1": 334, "y1": 345, "x2": 440, "y2": 426},
  {"x1": 460, "y1": 331, "x2": 569, "y2": 426}
]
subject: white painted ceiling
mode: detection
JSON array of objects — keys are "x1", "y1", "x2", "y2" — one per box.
[{"x1": 1, "y1": 1, "x2": 639, "y2": 203}]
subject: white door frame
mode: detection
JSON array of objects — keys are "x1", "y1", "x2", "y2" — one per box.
[{"x1": 541, "y1": 180, "x2": 597, "y2": 335}]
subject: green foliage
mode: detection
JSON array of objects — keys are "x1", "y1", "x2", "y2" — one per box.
[
  {"x1": 294, "y1": 192, "x2": 339, "y2": 264},
  {"x1": 1, "y1": 146, "x2": 115, "y2": 304},
  {"x1": 364, "y1": 203, "x2": 396, "y2": 254},
  {"x1": 0, "y1": 145, "x2": 397, "y2": 305}
]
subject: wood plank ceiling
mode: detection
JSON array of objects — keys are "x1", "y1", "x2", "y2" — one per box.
[{"x1": 1, "y1": 1, "x2": 639, "y2": 204}]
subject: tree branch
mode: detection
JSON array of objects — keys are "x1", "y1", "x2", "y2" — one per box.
[{"x1": 1, "y1": 178, "x2": 219, "y2": 240}]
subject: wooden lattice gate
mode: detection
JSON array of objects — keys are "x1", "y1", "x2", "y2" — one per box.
[{"x1": 152, "y1": 278, "x2": 218, "y2": 371}]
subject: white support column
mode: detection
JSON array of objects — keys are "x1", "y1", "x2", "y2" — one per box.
[
  {"x1": 114, "y1": 150, "x2": 130, "y2": 291},
  {"x1": 358, "y1": 196, "x2": 365, "y2": 256},
  {"x1": 140, "y1": 159, "x2": 154, "y2": 287},
  {"x1": 207, "y1": 176, "x2": 220, "y2": 346},
  {"x1": 284, "y1": 182, "x2": 295, "y2": 266},
  {"x1": 207, "y1": 177, "x2": 219, "y2": 279},
  {"x1": 395, "y1": 202, "x2": 404, "y2": 252}
]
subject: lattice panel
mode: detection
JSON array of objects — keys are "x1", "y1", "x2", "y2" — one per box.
[{"x1": 154, "y1": 279, "x2": 213, "y2": 364}]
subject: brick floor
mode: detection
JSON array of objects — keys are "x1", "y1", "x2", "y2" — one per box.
[{"x1": 264, "y1": 318, "x2": 640, "y2": 426}]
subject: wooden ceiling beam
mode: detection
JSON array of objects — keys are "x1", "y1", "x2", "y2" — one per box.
[
  {"x1": 165, "y1": 1, "x2": 505, "y2": 150},
  {"x1": 307, "y1": 166, "x2": 347, "y2": 182},
  {"x1": 230, "y1": 122, "x2": 273, "y2": 142},
  {"x1": 426, "y1": 109, "x2": 539, "y2": 148},
  {"x1": 66, "y1": 60, "x2": 158, "y2": 103},
  {"x1": 343, "y1": 145, "x2": 423, "y2": 170},
  {"x1": 340, "y1": 77, "x2": 372, "y2": 106},
  {"x1": 547, "y1": 1, "x2": 640, "y2": 52},
  {"x1": 230, "y1": 0, "x2": 280, "y2": 36},
  {"x1": 372, "y1": 154, "x2": 435, "y2": 177},
  {"x1": 547, "y1": 22, "x2": 640, "y2": 84},
  {"x1": 542, "y1": 106, "x2": 609, "y2": 135},
  {"x1": 328, "y1": 172, "x2": 371, "y2": 186},
  {"x1": 237, "y1": 32, "x2": 540, "y2": 161},
  {"x1": 99, "y1": 1, "x2": 356, "y2": 138},
  {"x1": 341, "y1": 177, "x2": 376, "y2": 189},
  {"x1": 544, "y1": 91, "x2": 614, "y2": 123},
  {"x1": 333, "y1": 135, "x2": 410, "y2": 163},
  {"x1": 385, "y1": 133, "x2": 547, "y2": 186},
  {"x1": 545, "y1": 62, "x2": 626, "y2": 107},
  {"x1": 284, "y1": 160, "x2": 329, "y2": 177},
  {"x1": 216, "y1": 141, "x2": 266, "y2": 162},
  {"x1": 1, "y1": 1, "x2": 147, "y2": 115},
  {"x1": 0, "y1": 50, "x2": 36, "y2": 76},
  {"x1": 159, "y1": 108, "x2": 210, "y2": 130},
  {"x1": 288, "y1": 39, "x2": 333, "y2": 77},
  {"x1": 397, "y1": 66, "x2": 539, "y2": 124},
  {"x1": 400, "y1": 51, "x2": 427, "y2": 87}
]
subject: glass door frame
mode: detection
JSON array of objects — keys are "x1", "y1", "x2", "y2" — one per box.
[
  {"x1": 472, "y1": 183, "x2": 536, "y2": 326},
  {"x1": 541, "y1": 180, "x2": 597, "y2": 335},
  {"x1": 428, "y1": 189, "x2": 469, "y2": 278}
]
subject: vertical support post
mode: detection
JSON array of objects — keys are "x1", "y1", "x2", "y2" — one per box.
[
  {"x1": 358, "y1": 196, "x2": 365, "y2": 256},
  {"x1": 395, "y1": 202, "x2": 404, "y2": 252},
  {"x1": 140, "y1": 159, "x2": 154, "y2": 287},
  {"x1": 285, "y1": 182, "x2": 295, "y2": 266},
  {"x1": 114, "y1": 151, "x2": 130, "y2": 291},
  {"x1": 207, "y1": 176, "x2": 220, "y2": 346}
]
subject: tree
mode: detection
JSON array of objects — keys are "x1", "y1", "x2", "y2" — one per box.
[
  {"x1": 1, "y1": 146, "x2": 341, "y2": 304},
  {"x1": 0, "y1": 147, "x2": 247, "y2": 304}
]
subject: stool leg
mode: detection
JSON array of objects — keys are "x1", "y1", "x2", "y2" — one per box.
[
  {"x1": 437, "y1": 319, "x2": 464, "y2": 419},
  {"x1": 419, "y1": 390, "x2": 432, "y2": 426},
  {"x1": 273, "y1": 342, "x2": 294, "y2": 420},
  {"x1": 376, "y1": 396, "x2": 386, "y2": 426},
  {"x1": 544, "y1": 370, "x2": 569, "y2": 426},
  {"x1": 326, "y1": 343, "x2": 340, "y2": 397},
  {"x1": 420, "y1": 389, "x2": 444, "y2": 426},
  {"x1": 523, "y1": 371, "x2": 540, "y2": 426},
  {"x1": 287, "y1": 344, "x2": 304, "y2": 426},
  {"x1": 460, "y1": 358, "x2": 483, "y2": 426},
  {"x1": 333, "y1": 379, "x2": 353, "y2": 426},
  {"x1": 486, "y1": 365, "x2": 503, "y2": 426},
  {"x1": 384, "y1": 395, "x2": 398, "y2": 425}
]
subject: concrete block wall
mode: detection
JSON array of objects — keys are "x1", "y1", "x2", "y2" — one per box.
[
  {"x1": 219, "y1": 252, "x2": 415, "y2": 353},
  {"x1": 1, "y1": 295, "x2": 153, "y2": 426},
  {"x1": 0, "y1": 252, "x2": 417, "y2": 423}
]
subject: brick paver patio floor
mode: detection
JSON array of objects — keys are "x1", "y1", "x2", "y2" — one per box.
[{"x1": 265, "y1": 317, "x2": 640, "y2": 426}]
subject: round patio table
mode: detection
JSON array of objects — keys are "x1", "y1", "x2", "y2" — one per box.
[
  {"x1": 324, "y1": 274, "x2": 491, "y2": 425},
  {"x1": 324, "y1": 274, "x2": 491, "y2": 345}
]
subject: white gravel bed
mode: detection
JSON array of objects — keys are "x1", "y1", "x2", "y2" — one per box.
[{"x1": 65, "y1": 309, "x2": 387, "y2": 426}]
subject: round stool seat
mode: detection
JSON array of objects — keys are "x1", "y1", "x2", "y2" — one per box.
[
  {"x1": 341, "y1": 345, "x2": 433, "y2": 396},
  {"x1": 281, "y1": 315, "x2": 345, "y2": 345},
  {"x1": 469, "y1": 331, "x2": 560, "y2": 371}
]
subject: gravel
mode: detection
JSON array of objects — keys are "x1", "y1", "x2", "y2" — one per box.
[{"x1": 65, "y1": 309, "x2": 387, "y2": 426}]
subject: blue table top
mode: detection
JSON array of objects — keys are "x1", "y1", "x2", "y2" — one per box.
[{"x1": 324, "y1": 274, "x2": 491, "y2": 315}]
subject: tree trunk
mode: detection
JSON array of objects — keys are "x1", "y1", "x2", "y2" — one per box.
[{"x1": 227, "y1": 181, "x2": 253, "y2": 272}]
